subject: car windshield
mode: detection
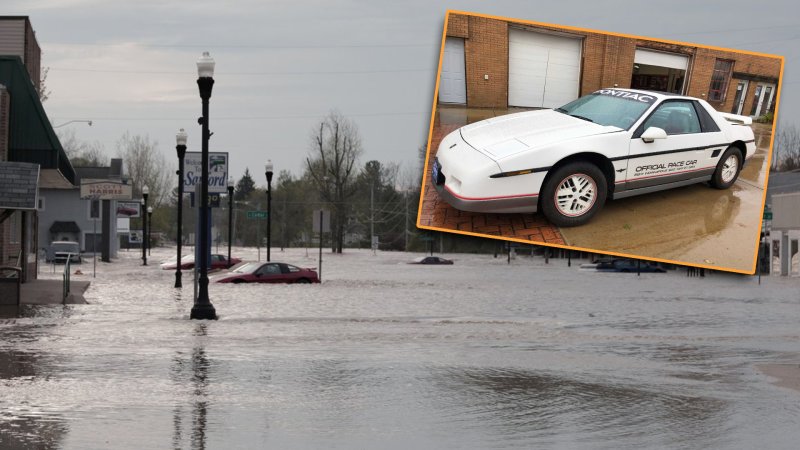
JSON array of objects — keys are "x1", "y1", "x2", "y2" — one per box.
[
  {"x1": 232, "y1": 262, "x2": 260, "y2": 274},
  {"x1": 556, "y1": 91, "x2": 654, "y2": 129},
  {"x1": 52, "y1": 243, "x2": 78, "y2": 252}
]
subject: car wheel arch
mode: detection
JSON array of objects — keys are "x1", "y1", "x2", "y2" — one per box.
[
  {"x1": 728, "y1": 140, "x2": 747, "y2": 167},
  {"x1": 539, "y1": 152, "x2": 615, "y2": 203}
]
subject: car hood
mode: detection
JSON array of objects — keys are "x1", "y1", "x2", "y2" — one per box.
[{"x1": 459, "y1": 109, "x2": 621, "y2": 161}]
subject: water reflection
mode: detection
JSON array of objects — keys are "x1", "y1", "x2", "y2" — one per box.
[
  {"x1": 170, "y1": 323, "x2": 210, "y2": 450},
  {"x1": 0, "y1": 349, "x2": 69, "y2": 449},
  {"x1": 433, "y1": 367, "x2": 727, "y2": 446}
]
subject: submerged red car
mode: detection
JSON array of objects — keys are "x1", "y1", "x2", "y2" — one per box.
[
  {"x1": 213, "y1": 262, "x2": 320, "y2": 284},
  {"x1": 160, "y1": 254, "x2": 242, "y2": 270}
]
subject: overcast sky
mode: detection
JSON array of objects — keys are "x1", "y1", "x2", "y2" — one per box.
[{"x1": 6, "y1": 0, "x2": 798, "y2": 186}]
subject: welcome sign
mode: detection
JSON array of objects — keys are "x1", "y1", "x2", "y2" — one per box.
[{"x1": 184, "y1": 152, "x2": 229, "y2": 194}]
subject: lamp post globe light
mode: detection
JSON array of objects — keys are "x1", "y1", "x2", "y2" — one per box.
[
  {"x1": 227, "y1": 177, "x2": 234, "y2": 268},
  {"x1": 142, "y1": 185, "x2": 149, "y2": 266},
  {"x1": 265, "y1": 160, "x2": 274, "y2": 263},
  {"x1": 191, "y1": 51, "x2": 217, "y2": 320},
  {"x1": 175, "y1": 128, "x2": 188, "y2": 288},
  {"x1": 147, "y1": 206, "x2": 153, "y2": 256}
]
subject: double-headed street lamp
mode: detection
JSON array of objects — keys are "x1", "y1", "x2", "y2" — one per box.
[
  {"x1": 141, "y1": 185, "x2": 149, "y2": 266},
  {"x1": 227, "y1": 177, "x2": 234, "y2": 268},
  {"x1": 191, "y1": 51, "x2": 217, "y2": 320},
  {"x1": 265, "y1": 160, "x2": 274, "y2": 262},
  {"x1": 175, "y1": 128, "x2": 188, "y2": 288}
]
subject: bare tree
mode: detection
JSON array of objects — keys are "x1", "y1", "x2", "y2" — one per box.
[
  {"x1": 37, "y1": 66, "x2": 51, "y2": 103},
  {"x1": 305, "y1": 111, "x2": 363, "y2": 253},
  {"x1": 116, "y1": 132, "x2": 174, "y2": 207},
  {"x1": 774, "y1": 122, "x2": 800, "y2": 171},
  {"x1": 57, "y1": 128, "x2": 108, "y2": 167}
]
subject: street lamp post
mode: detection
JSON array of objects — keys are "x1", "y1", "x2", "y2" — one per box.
[
  {"x1": 191, "y1": 51, "x2": 217, "y2": 320},
  {"x1": 142, "y1": 185, "x2": 149, "y2": 266},
  {"x1": 175, "y1": 128, "x2": 188, "y2": 288},
  {"x1": 265, "y1": 160, "x2": 273, "y2": 262},
  {"x1": 147, "y1": 206, "x2": 153, "y2": 256},
  {"x1": 227, "y1": 177, "x2": 234, "y2": 268}
]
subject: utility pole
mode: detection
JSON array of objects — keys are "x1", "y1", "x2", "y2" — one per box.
[
  {"x1": 370, "y1": 183, "x2": 375, "y2": 255},
  {"x1": 404, "y1": 190, "x2": 409, "y2": 252}
]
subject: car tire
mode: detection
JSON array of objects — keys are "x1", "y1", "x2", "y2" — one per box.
[
  {"x1": 711, "y1": 146, "x2": 743, "y2": 189},
  {"x1": 540, "y1": 161, "x2": 607, "y2": 227},
  {"x1": 232, "y1": 279, "x2": 245, "y2": 284},
  {"x1": 297, "y1": 278, "x2": 311, "y2": 284}
]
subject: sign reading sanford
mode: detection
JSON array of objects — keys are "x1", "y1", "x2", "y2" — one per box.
[{"x1": 184, "y1": 152, "x2": 229, "y2": 194}]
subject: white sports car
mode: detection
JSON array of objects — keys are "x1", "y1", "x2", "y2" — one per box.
[{"x1": 431, "y1": 88, "x2": 756, "y2": 227}]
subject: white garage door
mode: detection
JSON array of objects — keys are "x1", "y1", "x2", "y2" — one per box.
[
  {"x1": 634, "y1": 49, "x2": 689, "y2": 71},
  {"x1": 439, "y1": 37, "x2": 467, "y2": 104},
  {"x1": 508, "y1": 29, "x2": 582, "y2": 108}
]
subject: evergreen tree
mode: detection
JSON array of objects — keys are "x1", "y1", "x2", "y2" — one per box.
[{"x1": 235, "y1": 168, "x2": 256, "y2": 201}]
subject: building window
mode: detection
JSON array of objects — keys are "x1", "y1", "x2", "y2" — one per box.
[
  {"x1": 89, "y1": 199, "x2": 101, "y2": 220},
  {"x1": 38, "y1": 197, "x2": 45, "y2": 211},
  {"x1": 708, "y1": 59, "x2": 734, "y2": 102}
]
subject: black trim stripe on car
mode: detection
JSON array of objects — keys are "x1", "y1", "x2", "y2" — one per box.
[{"x1": 489, "y1": 141, "x2": 744, "y2": 179}]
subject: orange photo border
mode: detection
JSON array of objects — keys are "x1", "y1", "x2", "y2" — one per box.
[{"x1": 416, "y1": 9, "x2": 786, "y2": 275}]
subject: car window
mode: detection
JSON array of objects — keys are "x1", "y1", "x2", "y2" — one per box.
[
  {"x1": 286, "y1": 265, "x2": 300, "y2": 273},
  {"x1": 640, "y1": 101, "x2": 701, "y2": 135},
  {"x1": 257, "y1": 264, "x2": 281, "y2": 275}
]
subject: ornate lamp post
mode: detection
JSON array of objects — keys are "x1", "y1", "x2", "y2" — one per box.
[
  {"x1": 175, "y1": 128, "x2": 188, "y2": 288},
  {"x1": 264, "y1": 160, "x2": 273, "y2": 262},
  {"x1": 147, "y1": 206, "x2": 153, "y2": 256},
  {"x1": 227, "y1": 177, "x2": 234, "y2": 268},
  {"x1": 191, "y1": 51, "x2": 217, "y2": 320},
  {"x1": 142, "y1": 185, "x2": 149, "y2": 266}
]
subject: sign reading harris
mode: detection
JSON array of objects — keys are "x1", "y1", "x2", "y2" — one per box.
[
  {"x1": 184, "y1": 152, "x2": 229, "y2": 194},
  {"x1": 80, "y1": 179, "x2": 133, "y2": 200}
]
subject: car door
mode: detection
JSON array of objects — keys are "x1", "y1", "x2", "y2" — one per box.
[
  {"x1": 255, "y1": 263, "x2": 283, "y2": 283},
  {"x1": 624, "y1": 100, "x2": 727, "y2": 191}
]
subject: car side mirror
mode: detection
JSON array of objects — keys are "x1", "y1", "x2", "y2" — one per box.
[{"x1": 641, "y1": 126, "x2": 667, "y2": 143}]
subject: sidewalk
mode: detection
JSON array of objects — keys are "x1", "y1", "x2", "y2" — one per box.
[{"x1": 20, "y1": 278, "x2": 90, "y2": 305}]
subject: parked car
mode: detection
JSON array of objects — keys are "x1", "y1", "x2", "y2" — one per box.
[
  {"x1": 431, "y1": 88, "x2": 756, "y2": 227},
  {"x1": 212, "y1": 262, "x2": 320, "y2": 284},
  {"x1": 47, "y1": 241, "x2": 82, "y2": 264},
  {"x1": 594, "y1": 259, "x2": 666, "y2": 273},
  {"x1": 160, "y1": 254, "x2": 241, "y2": 270},
  {"x1": 409, "y1": 256, "x2": 454, "y2": 265}
]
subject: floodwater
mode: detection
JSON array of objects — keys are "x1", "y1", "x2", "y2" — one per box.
[{"x1": 1, "y1": 247, "x2": 799, "y2": 449}]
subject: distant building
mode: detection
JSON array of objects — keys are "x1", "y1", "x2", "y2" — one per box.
[
  {"x1": 764, "y1": 171, "x2": 800, "y2": 276},
  {"x1": 440, "y1": 12, "x2": 781, "y2": 118},
  {"x1": 38, "y1": 159, "x2": 127, "y2": 258}
]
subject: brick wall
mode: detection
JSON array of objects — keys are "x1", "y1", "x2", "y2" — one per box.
[{"x1": 445, "y1": 13, "x2": 782, "y2": 113}]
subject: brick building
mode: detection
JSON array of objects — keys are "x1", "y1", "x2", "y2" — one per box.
[
  {"x1": 439, "y1": 12, "x2": 782, "y2": 118},
  {"x1": 1, "y1": 17, "x2": 75, "y2": 285}
]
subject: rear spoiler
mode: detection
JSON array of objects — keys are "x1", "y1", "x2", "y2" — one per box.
[{"x1": 719, "y1": 112, "x2": 753, "y2": 125}]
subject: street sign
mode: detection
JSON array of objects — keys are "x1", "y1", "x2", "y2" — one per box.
[
  {"x1": 247, "y1": 211, "x2": 268, "y2": 219},
  {"x1": 763, "y1": 211, "x2": 773, "y2": 220},
  {"x1": 312, "y1": 209, "x2": 330, "y2": 233},
  {"x1": 184, "y1": 152, "x2": 229, "y2": 194}
]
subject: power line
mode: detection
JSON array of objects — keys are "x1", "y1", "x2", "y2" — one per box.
[
  {"x1": 49, "y1": 111, "x2": 427, "y2": 121},
  {"x1": 48, "y1": 67, "x2": 432, "y2": 76},
  {"x1": 42, "y1": 41, "x2": 433, "y2": 50}
]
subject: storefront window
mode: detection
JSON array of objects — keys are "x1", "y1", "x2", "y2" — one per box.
[{"x1": 708, "y1": 59, "x2": 734, "y2": 102}]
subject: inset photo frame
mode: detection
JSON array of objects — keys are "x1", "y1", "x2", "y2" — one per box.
[{"x1": 417, "y1": 10, "x2": 784, "y2": 274}]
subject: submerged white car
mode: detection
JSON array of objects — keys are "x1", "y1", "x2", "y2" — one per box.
[{"x1": 431, "y1": 88, "x2": 756, "y2": 227}]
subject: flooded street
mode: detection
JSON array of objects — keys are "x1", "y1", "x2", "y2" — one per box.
[{"x1": 1, "y1": 247, "x2": 799, "y2": 449}]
